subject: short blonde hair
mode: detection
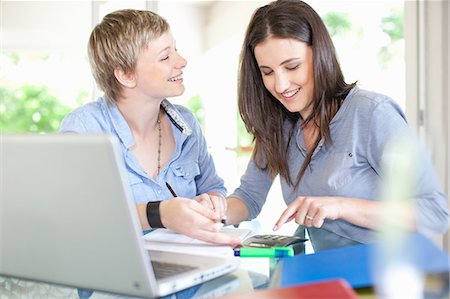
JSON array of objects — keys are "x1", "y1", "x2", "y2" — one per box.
[{"x1": 88, "y1": 9, "x2": 169, "y2": 102}]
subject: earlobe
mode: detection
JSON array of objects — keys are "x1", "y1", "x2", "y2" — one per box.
[{"x1": 114, "y1": 67, "x2": 137, "y2": 88}]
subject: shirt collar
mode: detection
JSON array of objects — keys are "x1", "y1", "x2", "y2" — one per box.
[
  {"x1": 103, "y1": 98, "x2": 192, "y2": 150},
  {"x1": 330, "y1": 86, "x2": 359, "y2": 125},
  {"x1": 103, "y1": 98, "x2": 135, "y2": 149},
  {"x1": 161, "y1": 99, "x2": 192, "y2": 136}
]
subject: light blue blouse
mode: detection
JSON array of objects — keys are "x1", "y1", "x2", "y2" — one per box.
[
  {"x1": 60, "y1": 98, "x2": 226, "y2": 204},
  {"x1": 230, "y1": 87, "x2": 449, "y2": 247}
]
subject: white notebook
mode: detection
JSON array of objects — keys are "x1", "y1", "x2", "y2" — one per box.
[{"x1": 143, "y1": 227, "x2": 254, "y2": 257}]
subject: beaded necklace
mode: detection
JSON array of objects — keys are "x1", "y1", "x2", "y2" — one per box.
[{"x1": 156, "y1": 111, "x2": 162, "y2": 175}]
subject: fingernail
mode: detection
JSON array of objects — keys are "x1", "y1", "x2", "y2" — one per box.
[{"x1": 273, "y1": 225, "x2": 278, "y2": 231}]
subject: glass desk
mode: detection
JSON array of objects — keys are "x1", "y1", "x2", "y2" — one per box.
[
  {"x1": 0, "y1": 259, "x2": 271, "y2": 299},
  {"x1": 0, "y1": 220, "x2": 296, "y2": 299}
]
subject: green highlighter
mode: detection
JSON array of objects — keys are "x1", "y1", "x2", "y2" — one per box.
[{"x1": 233, "y1": 247, "x2": 294, "y2": 258}]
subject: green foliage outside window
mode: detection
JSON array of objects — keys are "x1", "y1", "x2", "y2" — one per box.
[
  {"x1": 381, "y1": 9, "x2": 403, "y2": 42},
  {"x1": 237, "y1": 110, "x2": 253, "y2": 153},
  {"x1": 0, "y1": 85, "x2": 72, "y2": 133},
  {"x1": 185, "y1": 94, "x2": 205, "y2": 130},
  {"x1": 378, "y1": 8, "x2": 404, "y2": 69},
  {"x1": 322, "y1": 12, "x2": 352, "y2": 38}
]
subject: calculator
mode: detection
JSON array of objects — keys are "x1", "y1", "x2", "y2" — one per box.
[{"x1": 242, "y1": 234, "x2": 308, "y2": 248}]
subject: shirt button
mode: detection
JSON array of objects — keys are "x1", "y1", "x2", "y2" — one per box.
[
  {"x1": 157, "y1": 189, "x2": 162, "y2": 194},
  {"x1": 348, "y1": 152, "x2": 353, "y2": 157}
]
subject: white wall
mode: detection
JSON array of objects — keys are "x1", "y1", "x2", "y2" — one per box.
[
  {"x1": 157, "y1": 1, "x2": 207, "y2": 102},
  {"x1": 2, "y1": 1, "x2": 92, "y2": 52}
]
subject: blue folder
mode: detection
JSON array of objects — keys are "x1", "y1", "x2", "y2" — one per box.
[{"x1": 279, "y1": 233, "x2": 450, "y2": 288}]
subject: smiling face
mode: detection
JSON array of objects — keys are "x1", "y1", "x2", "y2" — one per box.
[
  {"x1": 254, "y1": 37, "x2": 314, "y2": 118},
  {"x1": 133, "y1": 30, "x2": 187, "y2": 101}
]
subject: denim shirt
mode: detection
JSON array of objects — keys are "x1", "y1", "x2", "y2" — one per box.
[
  {"x1": 230, "y1": 87, "x2": 449, "y2": 247},
  {"x1": 60, "y1": 98, "x2": 226, "y2": 204}
]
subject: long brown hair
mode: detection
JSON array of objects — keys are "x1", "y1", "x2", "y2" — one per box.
[{"x1": 238, "y1": 0, "x2": 356, "y2": 187}]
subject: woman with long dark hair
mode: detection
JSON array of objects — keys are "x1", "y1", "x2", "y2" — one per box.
[{"x1": 226, "y1": 0, "x2": 448, "y2": 252}]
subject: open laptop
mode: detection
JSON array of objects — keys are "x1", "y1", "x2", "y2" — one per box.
[{"x1": 0, "y1": 134, "x2": 239, "y2": 298}]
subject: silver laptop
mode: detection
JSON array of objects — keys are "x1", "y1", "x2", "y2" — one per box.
[{"x1": 0, "y1": 134, "x2": 239, "y2": 298}]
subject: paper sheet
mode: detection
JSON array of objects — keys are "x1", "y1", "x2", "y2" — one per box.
[{"x1": 143, "y1": 227, "x2": 254, "y2": 257}]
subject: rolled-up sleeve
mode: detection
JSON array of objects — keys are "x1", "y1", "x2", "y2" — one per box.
[{"x1": 367, "y1": 99, "x2": 449, "y2": 236}]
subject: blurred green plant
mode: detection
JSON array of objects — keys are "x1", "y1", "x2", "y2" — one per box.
[
  {"x1": 237, "y1": 110, "x2": 253, "y2": 153},
  {"x1": 184, "y1": 94, "x2": 253, "y2": 155},
  {"x1": 322, "y1": 12, "x2": 352, "y2": 37},
  {"x1": 381, "y1": 8, "x2": 403, "y2": 42},
  {"x1": 2, "y1": 50, "x2": 20, "y2": 65},
  {"x1": 186, "y1": 94, "x2": 205, "y2": 130},
  {"x1": 0, "y1": 85, "x2": 71, "y2": 133},
  {"x1": 378, "y1": 8, "x2": 404, "y2": 69}
]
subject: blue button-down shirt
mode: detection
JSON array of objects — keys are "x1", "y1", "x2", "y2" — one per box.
[{"x1": 60, "y1": 98, "x2": 226, "y2": 203}]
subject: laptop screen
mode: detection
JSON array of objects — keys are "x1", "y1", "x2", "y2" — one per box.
[{"x1": 1, "y1": 134, "x2": 157, "y2": 296}]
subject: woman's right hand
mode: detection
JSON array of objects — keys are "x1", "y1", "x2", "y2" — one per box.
[{"x1": 159, "y1": 198, "x2": 241, "y2": 247}]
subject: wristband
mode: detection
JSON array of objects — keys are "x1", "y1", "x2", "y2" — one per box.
[{"x1": 146, "y1": 201, "x2": 165, "y2": 228}]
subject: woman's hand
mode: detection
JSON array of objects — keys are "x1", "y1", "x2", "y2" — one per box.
[
  {"x1": 159, "y1": 197, "x2": 240, "y2": 246},
  {"x1": 194, "y1": 193, "x2": 227, "y2": 223},
  {"x1": 274, "y1": 196, "x2": 343, "y2": 230},
  {"x1": 273, "y1": 196, "x2": 413, "y2": 232}
]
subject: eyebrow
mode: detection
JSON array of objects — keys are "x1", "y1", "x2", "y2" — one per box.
[
  {"x1": 158, "y1": 46, "x2": 171, "y2": 55},
  {"x1": 259, "y1": 57, "x2": 301, "y2": 69},
  {"x1": 158, "y1": 39, "x2": 177, "y2": 55}
]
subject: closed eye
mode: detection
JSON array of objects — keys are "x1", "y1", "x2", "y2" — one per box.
[
  {"x1": 286, "y1": 64, "x2": 299, "y2": 71},
  {"x1": 161, "y1": 56, "x2": 169, "y2": 61},
  {"x1": 258, "y1": 65, "x2": 273, "y2": 76}
]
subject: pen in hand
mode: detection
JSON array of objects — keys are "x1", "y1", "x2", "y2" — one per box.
[
  {"x1": 165, "y1": 182, "x2": 178, "y2": 197},
  {"x1": 165, "y1": 181, "x2": 226, "y2": 225}
]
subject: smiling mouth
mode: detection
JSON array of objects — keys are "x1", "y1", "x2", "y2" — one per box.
[
  {"x1": 282, "y1": 88, "x2": 300, "y2": 98},
  {"x1": 168, "y1": 75, "x2": 183, "y2": 82}
]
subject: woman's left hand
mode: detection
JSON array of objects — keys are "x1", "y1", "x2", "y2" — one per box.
[
  {"x1": 194, "y1": 193, "x2": 227, "y2": 221},
  {"x1": 273, "y1": 196, "x2": 344, "y2": 230}
]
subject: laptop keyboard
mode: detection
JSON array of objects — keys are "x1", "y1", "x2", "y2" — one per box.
[{"x1": 151, "y1": 260, "x2": 198, "y2": 280}]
